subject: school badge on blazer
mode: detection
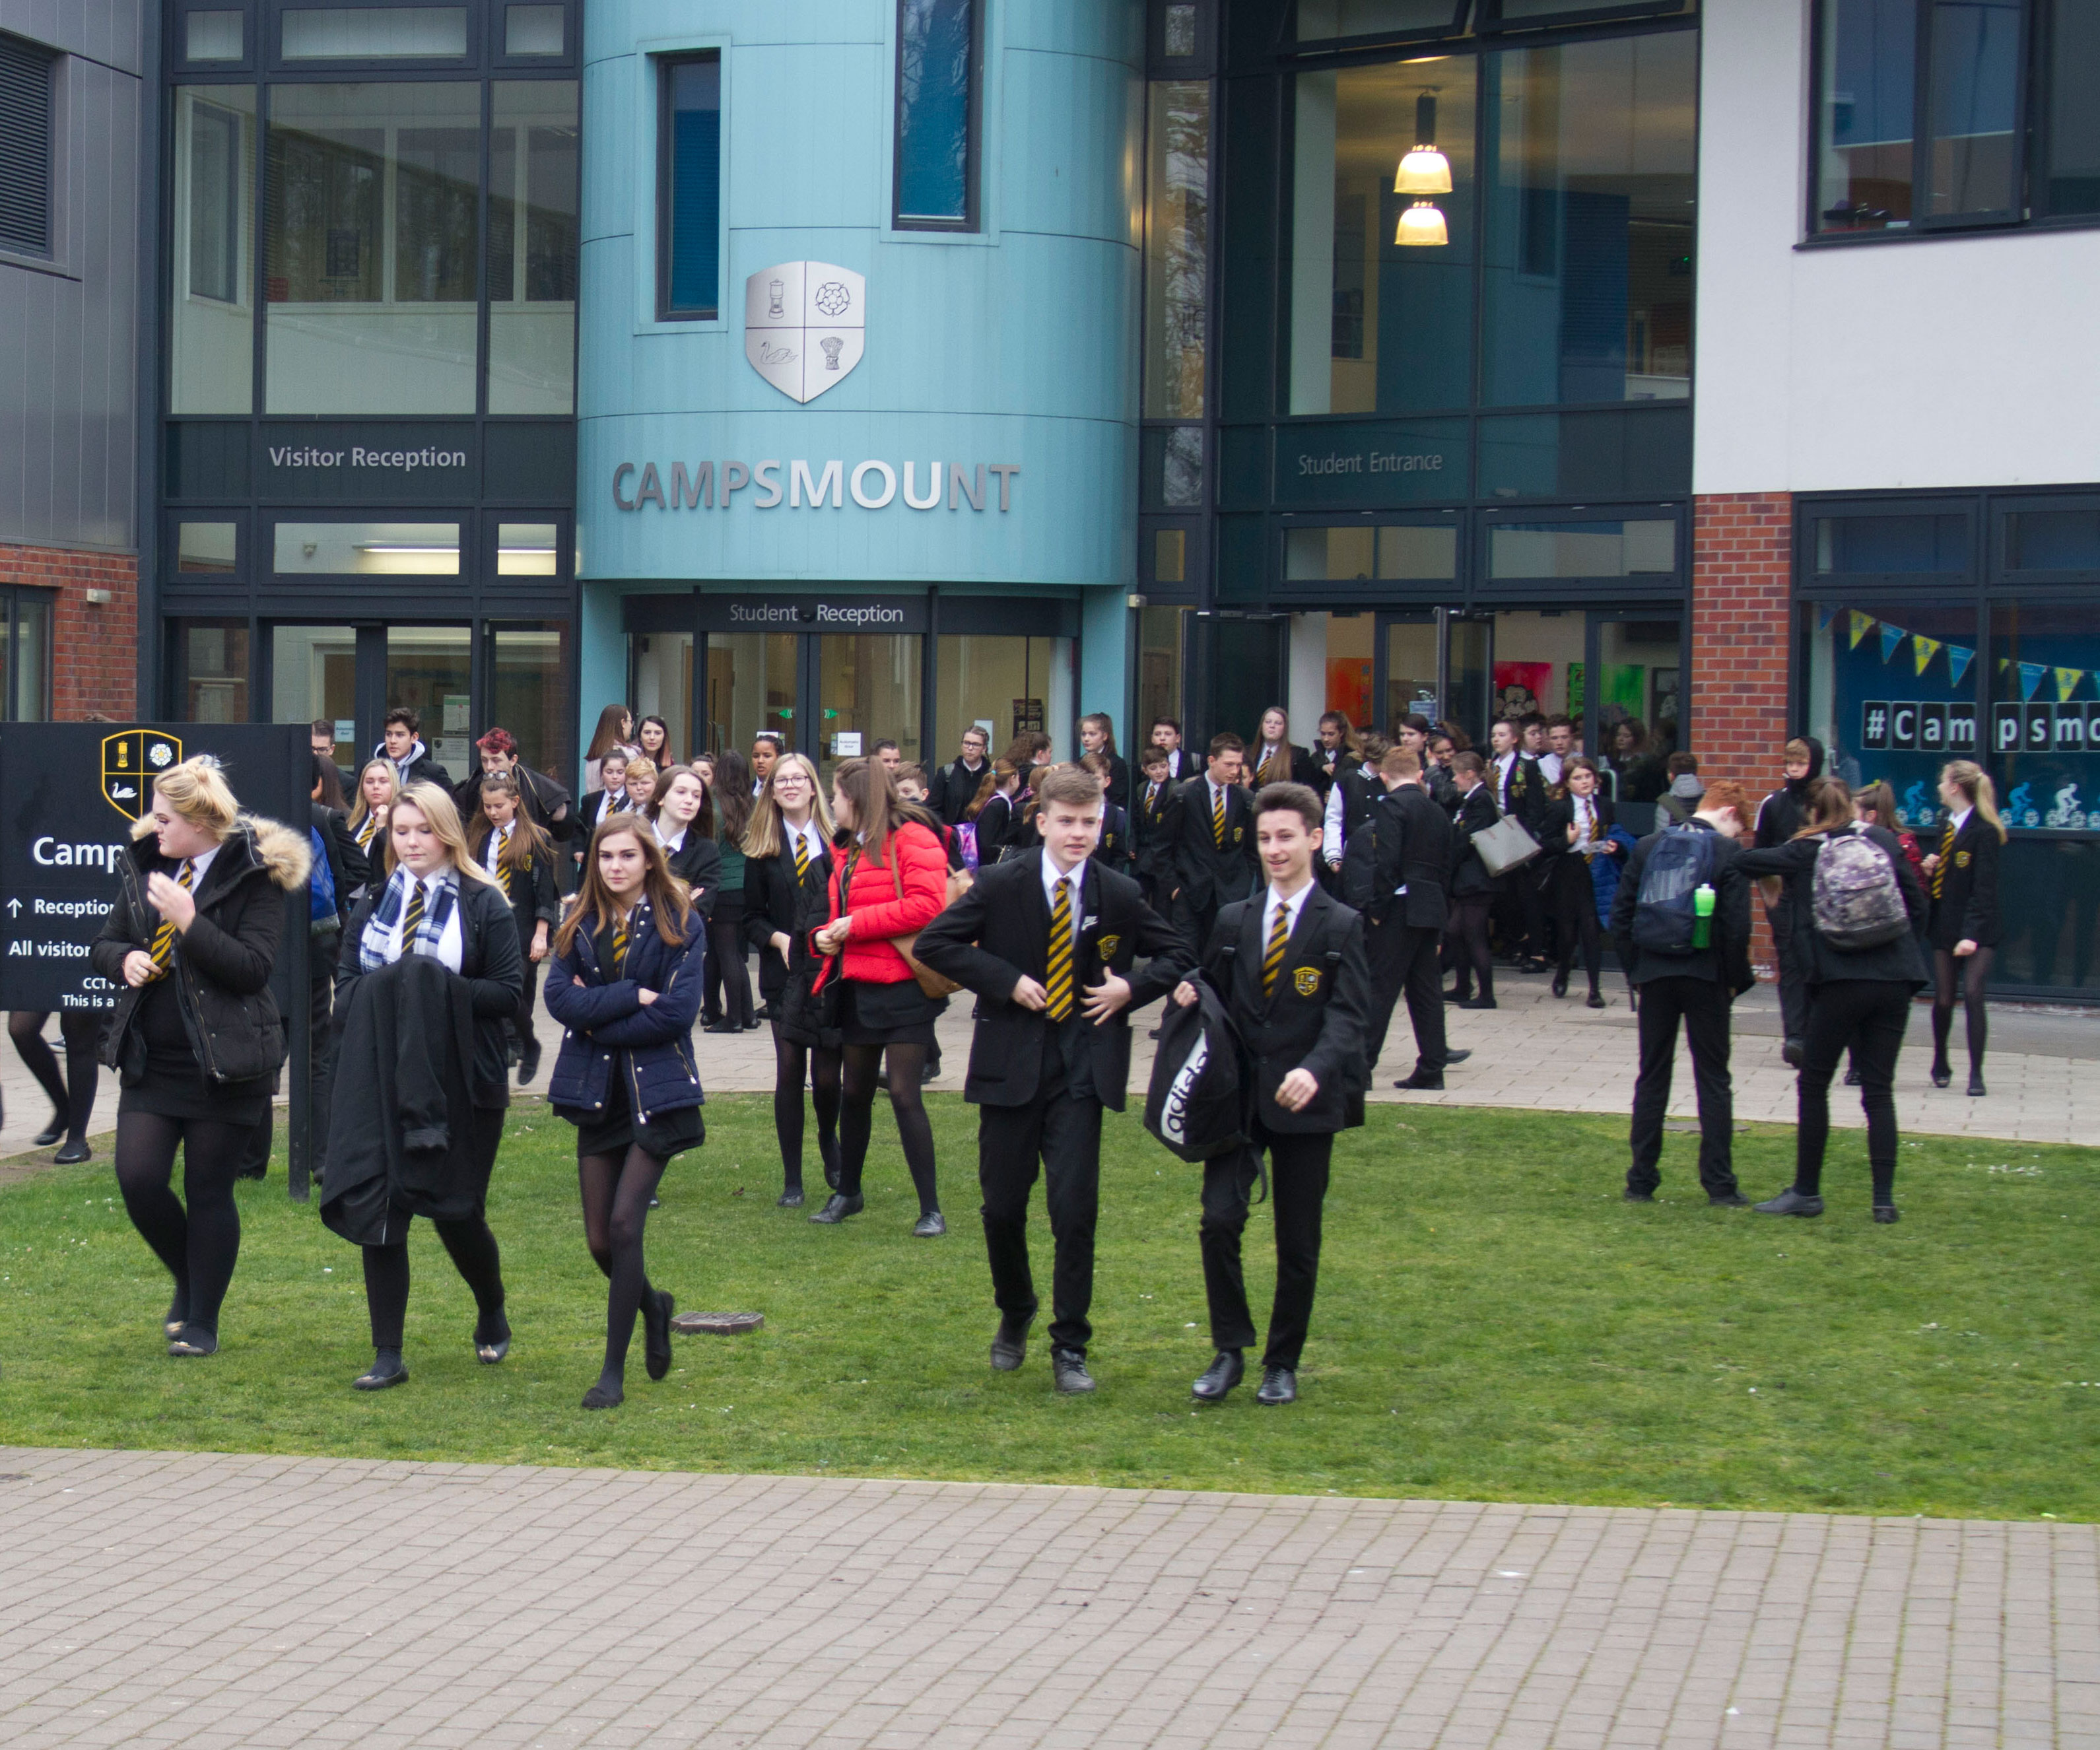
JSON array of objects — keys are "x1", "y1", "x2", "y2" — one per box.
[
  {"x1": 101, "y1": 729, "x2": 182, "y2": 820},
  {"x1": 1097, "y1": 934, "x2": 1122, "y2": 960},
  {"x1": 1955, "y1": 850, "x2": 1972, "y2": 867},
  {"x1": 1294, "y1": 966, "x2": 1322, "y2": 996},
  {"x1": 1233, "y1": 826, "x2": 1244, "y2": 843}
]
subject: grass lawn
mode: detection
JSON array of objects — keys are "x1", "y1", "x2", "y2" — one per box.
[{"x1": 0, "y1": 1095, "x2": 2093, "y2": 1520}]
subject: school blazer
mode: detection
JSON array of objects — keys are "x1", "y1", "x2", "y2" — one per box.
[
  {"x1": 1493, "y1": 754, "x2": 1550, "y2": 829},
  {"x1": 1165, "y1": 775, "x2": 1260, "y2": 910},
  {"x1": 1198, "y1": 885, "x2": 1369, "y2": 1135},
  {"x1": 469, "y1": 830, "x2": 562, "y2": 945},
  {"x1": 913, "y1": 851, "x2": 1192, "y2": 1110},
  {"x1": 1926, "y1": 813, "x2": 2002, "y2": 950},
  {"x1": 1131, "y1": 780, "x2": 1176, "y2": 881},
  {"x1": 661, "y1": 830, "x2": 722, "y2": 920},
  {"x1": 742, "y1": 840, "x2": 832, "y2": 1002},
  {"x1": 1343, "y1": 784, "x2": 1452, "y2": 932},
  {"x1": 1448, "y1": 784, "x2": 1505, "y2": 896}
]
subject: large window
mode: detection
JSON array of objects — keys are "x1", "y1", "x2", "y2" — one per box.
[
  {"x1": 173, "y1": 86, "x2": 257, "y2": 413},
  {"x1": 893, "y1": 0, "x2": 980, "y2": 230},
  {"x1": 658, "y1": 55, "x2": 720, "y2": 320},
  {"x1": 0, "y1": 589, "x2": 52, "y2": 720},
  {"x1": 1288, "y1": 27, "x2": 1695, "y2": 415},
  {"x1": 1812, "y1": 0, "x2": 2098, "y2": 236},
  {"x1": 489, "y1": 81, "x2": 578, "y2": 411},
  {"x1": 1144, "y1": 81, "x2": 1210, "y2": 419},
  {"x1": 933, "y1": 634, "x2": 1074, "y2": 762}
]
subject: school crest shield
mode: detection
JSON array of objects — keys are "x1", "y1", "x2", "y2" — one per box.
[
  {"x1": 1098, "y1": 934, "x2": 1122, "y2": 961},
  {"x1": 102, "y1": 730, "x2": 182, "y2": 820},
  {"x1": 1293, "y1": 966, "x2": 1322, "y2": 997},
  {"x1": 745, "y1": 262, "x2": 865, "y2": 403}
]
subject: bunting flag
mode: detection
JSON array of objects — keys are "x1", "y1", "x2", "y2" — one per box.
[
  {"x1": 1946, "y1": 644, "x2": 1975, "y2": 689},
  {"x1": 1879, "y1": 622, "x2": 1907, "y2": 664},
  {"x1": 2058, "y1": 667, "x2": 2087, "y2": 702},
  {"x1": 1815, "y1": 603, "x2": 1837, "y2": 633},
  {"x1": 1848, "y1": 609, "x2": 1876, "y2": 650},
  {"x1": 2018, "y1": 661, "x2": 2049, "y2": 701},
  {"x1": 1911, "y1": 634, "x2": 1942, "y2": 676}
]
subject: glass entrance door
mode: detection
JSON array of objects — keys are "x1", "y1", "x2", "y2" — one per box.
[
  {"x1": 815, "y1": 632, "x2": 922, "y2": 779},
  {"x1": 271, "y1": 624, "x2": 358, "y2": 769},
  {"x1": 386, "y1": 626, "x2": 476, "y2": 780},
  {"x1": 267, "y1": 623, "x2": 477, "y2": 784},
  {"x1": 703, "y1": 632, "x2": 797, "y2": 761}
]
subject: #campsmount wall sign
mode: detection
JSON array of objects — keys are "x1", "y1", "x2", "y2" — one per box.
[{"x1": 745, "y1": 262, "x2": 865, "y2": 403}]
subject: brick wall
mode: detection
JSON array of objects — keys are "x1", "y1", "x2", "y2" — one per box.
[
  {"x1": 1691, "y1": 490, "x2": 1794, "y2": 978},
  {"x1": 0, "y1": 542, "x2": 139, "y2": 721}
]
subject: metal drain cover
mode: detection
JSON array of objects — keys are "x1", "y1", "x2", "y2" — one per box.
[{"x1": 671, "y1": 1311, "x2": 764, "y2": 1335}]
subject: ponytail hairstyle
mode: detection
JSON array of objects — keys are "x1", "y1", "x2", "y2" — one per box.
[
  {"x1": 1078, "y1": 712, "x2": 1119, "y2": 760},
  {"x1": 1791, "y1": 776, "x2": 1856, "y2": 839},
  {"x1": 475, "y1": 771, "x2": 551, "y2": 875},
  {"x1": 965, "y1": 758, "x2": 1020, "y2": 820},
  {"x1": 1939, "y1": 759, "x2": 2007, "y2": 842},
  {"x1": 555, "y1": 813, "x2": 694, "y2": 957},
  {"x1": 1318, "y1": 710, "x2": 1360, "y2": 760}
]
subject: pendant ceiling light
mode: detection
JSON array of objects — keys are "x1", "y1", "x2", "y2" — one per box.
[
  {"x1": 1394, "y1": 91, "x2": 1451, "y2": 195},
  {"x1": 1395, "y1": 200, "x2": 1448, "y2": 246}
]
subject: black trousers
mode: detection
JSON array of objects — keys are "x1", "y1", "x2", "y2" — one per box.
[
  {"x1": 1200, "y1": 1124, "x2": 1332, "y2": 1372},
  {"x1": 1365, "y1": 916, "x2": 1446, "y2": 1075},
  {"x1": 1626, "y1": 975, "x2": 1738, "y2": 1197},
  {"x1": 510, "y1": 955, "x2": 541, "y2": 1062},
  {"x1": 977, "y1": 1052, "x2": 1102, "y2": 1354},
  {"x1": 1174, "y1": 891, "x2": 1223, "y2": 960},
  {"x1": 1767, "y1": 902, "x2": 1811, "y2": 1044},
  {"x1": 1794, "y1": 978, "x2": 1911, "y2": 1204}
]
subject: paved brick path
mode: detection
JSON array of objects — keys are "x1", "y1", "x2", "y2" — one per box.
[{"x1": 1, "y1": 1447, "x2": 2092, "y2": 1749}]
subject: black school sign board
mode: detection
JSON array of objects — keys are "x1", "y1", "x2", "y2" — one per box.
[{"x1": 0, "y1": 725, "x2": 314, "y2": 1190}]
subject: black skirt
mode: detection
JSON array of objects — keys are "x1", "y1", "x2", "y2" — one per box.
[
  {"x1": 837, "y1": 976, "x2": 943, "y2": 1048},
  {"x1": 773, "y1": 962, "x2": 840, "y2": 1050},
  {"x1": 559, "y1": 1057, "x2": 704, "y2": 1162},
  {"x1": 118, "y1": 1061, "x2": 271, "y2": 1126}
]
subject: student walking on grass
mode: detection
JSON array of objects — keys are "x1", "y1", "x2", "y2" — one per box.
[
  {"x1": 471, "y1": 771, "x2": 560, "y2": 1083},
  {"x1": 1736, "y1": 778, "x2": 1928, "y2": 1224},
  {"x1": 326, "y1": 784, "x2": 521, "y2": 1391},
  {"x1": 91, "y1": 757, "x2": 308, "y2": 1359},
  {"x1": 915, "y1": 764, "x2": 1188, "y2": 1395},
  {"x1": 1170, "y1": 782, "x2": 1368, "y2": 1407}
]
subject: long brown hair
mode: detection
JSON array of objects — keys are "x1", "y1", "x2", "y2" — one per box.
[
  {"x1": 1790, "y1": 777, "x2": 1856, "y2": 839},
  {"x1": 473, "y1": 772, "x2": 551, "y2": 875},
  {"x1": 965, "y1": 758, "x2": 1019, "y2": 821},
  {"x1": 830, "y1": 755, "x2": 916, "y2": 868},
  {"x1": 586, "y1": 702, "x2": 634, "y2": 762},
  {"x1": 743, "y1": 752, "x2": 833, "y2": 858},
  {"x1": 712, "y1": 749, "x2": 753, "y2": 842},
  {"x1": 555, "y1": 813, "x2": 695, "y2": 956}
]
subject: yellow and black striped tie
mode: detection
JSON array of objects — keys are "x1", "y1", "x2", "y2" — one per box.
[
  {"x1": 1262, "y1": 900, "x2": 1291, "y2": 999},
  {"x1": 145, "y1": 861, "x2": 195, "y2": 980},
  {"x1": 610, "y1": 916, "x2": 629, "y2": 974},
  {"x1": 1044, "y1": 878, "x2": 1074, "y2": 1021},
  {"x1": 1932, "y1": 819, "x2": 1954, "y2": 898},
  {"x1": 793, "y1": 830, "x2": 811, "y2": 883},
  {"x1": 399, "y1": 879, "x2": 425, "y2": 952},
  {"x1": 356, "y1": 815, "x2": 378, "y2": 850},
  {"x1": 1211, "y1": 785, "x2": 1225, "y2": 848}
]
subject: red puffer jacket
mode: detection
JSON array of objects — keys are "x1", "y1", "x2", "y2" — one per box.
[{"x1": 811, "y1": 821, "x2": 947, "y2": 988}]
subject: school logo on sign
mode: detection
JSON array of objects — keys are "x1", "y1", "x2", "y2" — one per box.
[
  {"x1": 745, "y1": 262, "x2": 865, "y2": 403},
  {"x1": 102, "y1": 730, "x2": 182, "y2": 820}
]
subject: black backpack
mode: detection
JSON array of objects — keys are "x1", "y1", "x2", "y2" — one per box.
[
  {"x1": 1631, "y1": 824, "x2": 1720, "y2": 955},
  {"x1": 1143, "y1": 979, "x2": 1250, "y2": 1162}
]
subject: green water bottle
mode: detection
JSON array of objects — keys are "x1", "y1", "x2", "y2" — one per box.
[{"x1": 1692, "y1": 883, "x2": 1716, "y2": 949}]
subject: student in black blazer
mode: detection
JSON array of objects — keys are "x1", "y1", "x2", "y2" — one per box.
[
  {"x1": 574, "y1": 749, "x2": 632, "y2": 875},
  {"x1": 1169, "y1": 781, "x2": 1367, "y2": 1407},
  {"x1": 964, "y1": 759, "x2": 1023, "y2": 866},
  {"x1": 1921, "y1": 759, "x2": 2005, "y2": 1096},
  {"x1": 1249, "y1": 706, "x2": 1320, "y2": 790},
  {"x1": 1442, "y1": 753, "x2": 1505, "y2": 1008},
  {"x1": 470, "y1": 772, "x2": 562, "y2": 1083},
  {"x1": 1130, "y1": 747, "x2": 1176, "y2": 910},
  {"x1": 741, "y1": 754, "x2": 841, "y2": 1206},
  {"x1": 1164, "y1": 733, "x2": 1260, "y2": 953},
  {"x1": 916, "y1": 767, "x2": 1190, "y2": 1394},
  {"x1": 1077, "y1": 714, "x2": 1132, "y2": 814},
  {"x1": 648, "y1": 768, "x2": 723, "y2": 916},
  {"x1": 1536, "y1": 757, "x2": 1625, "y2": 1009},
  {"x1": 929, "y1": 727, "x2": 994, "y2": 826},
  {"x1": 1343, "y1": 749, "x2": 1458, "y2": 1089},
  {"x1": 1487, "y1": 718, "x2": 1551, "y2": 970},
  {"x1": 1077, "y1": 753, "x2": 1132, "y2": 869}
]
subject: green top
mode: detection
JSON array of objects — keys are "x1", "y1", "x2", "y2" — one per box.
[{"x1": 716, "y1": 836, "x2": 746, "y2": 893}]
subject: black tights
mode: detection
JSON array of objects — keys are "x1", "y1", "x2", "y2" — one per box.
[
  {"x1": 10, "y1": 1011, "x2": 100, "y2": 1144},
  {"x1": 838, "y1": 1040, "x2": 939, "y2": 1215},
  {"x1": 114, "y1": 1112, "x2": 248, "y2": 1337},
  {"x1": 1442, "y1": 894, "x2": 1495, "y2": 1002},
  {"x1": 361, "y1": 1219, "x2": 508, "y2": 1351},
  {"x1": 1930, "y1": 945, "x2": 1993, "y2": 1077},
  {"x1": 707, "y1": 912, "x2": 754, "y2": 1028},
  {"x1": 579, "y1": 1145, "x2": 668, "y2": 1386},
  {"x1": 772, "y1": 1025, "x2": 840, "y2": 1193}
]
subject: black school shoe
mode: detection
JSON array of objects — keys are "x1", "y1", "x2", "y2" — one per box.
[
  {"x1": 1256, "y1": 1367, "x2": 1298, "y2": 1406},
  {"x1": 644, "y1": 1289, "x2": 674, "y2": 1381},
  {"x1": 354, "y1": 1350, "x2": 408, "y2": 1391},
  {"x1": 166, "y1": 1326, "x2": 219, "y2": 1357},
  {"x1": 53, "y1": 1139, "x2": 92, "y2": 1164},
  {"x1": 1192, "y1": 1349, "x2": 1244, "y2": 1402},
  {"x1": 990, "y1": 1315, "x2": 1033, "y2": 1372},
  {"x1": 1873, "y1": 1205, "x2": 1901, "y2": 1223},
  {"x1": 1052, "y1": 1348, "x2": 1097, "y2": 1394},
  {"x1": 1754, "y1": 1189, "x2": 1824, "y2": 1217},
  {"x1": 808, "y1": 1192, "x2": 864, "y2": 1225}
]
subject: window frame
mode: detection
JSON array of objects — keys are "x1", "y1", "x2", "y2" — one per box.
[
  {"x1": 654, "y1": 49, "x2": 723, "y2": 321},
  {"x1": 0, "y1": 31, "x2": 57, "y2": 263},
  {"x1": 1804, "y1": 0, "x2": 2050, "y2": 245},
  {"x1": 891, "y1": 0, "x2": 985, "y2": 234},
  {"x1": 0, "y1": 585, "x2": 56, "y2": 720}
]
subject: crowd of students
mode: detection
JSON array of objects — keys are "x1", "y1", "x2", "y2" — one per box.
[{"x1": 60, "y1": 695, "x2": 2002, "y2": 1411}]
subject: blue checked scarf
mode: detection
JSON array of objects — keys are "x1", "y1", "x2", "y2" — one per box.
[{"x1": 358, "y1": 867, "x2": 463, "y2": 972}]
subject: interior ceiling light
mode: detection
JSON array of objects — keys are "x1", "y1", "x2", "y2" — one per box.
[
  {"x1": 1396, "y1": 201, "x2": 1448, "y2": 246},
  {"x1": 1394, "y1": 92, "x2": 1451, "y2": 195}
]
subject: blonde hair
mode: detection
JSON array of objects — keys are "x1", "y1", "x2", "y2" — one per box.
[
  {"x1": 1940, "y1": 759, "x2": 2007, "y2": 842},
  {"x1": 741, "y1": 752, "x2": 834, "y2": 859},
  {"x1": 149, "y1": 755, "x2": 240, "y2": 839},
  {"x1": 348, "y1": 759, "x2": 399, "y2": 836},
  {"x1": 623, "y1": 757, "x2": 660, "y2": 795},
  {"x1": 384, "y1": 782, "x2": 502, "y2": 889}
]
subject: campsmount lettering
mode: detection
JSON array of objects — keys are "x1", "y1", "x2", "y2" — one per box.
[{"x1": 612, "y1": 460, "x2": 1020, "y2": 513}]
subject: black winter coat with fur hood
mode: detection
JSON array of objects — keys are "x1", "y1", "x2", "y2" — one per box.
[{"x1": 90, "y1": 815, "x2": 312, "y2": 1086}]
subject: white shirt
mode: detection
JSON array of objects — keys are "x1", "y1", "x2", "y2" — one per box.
[
  {"x1": 1538, "y1": 751, "x2": 1564, "y2": 786},
  {"x1": 483, "y1": 819, "x2": 512, "y2": 874},
  {"x1": 1569, "y1": 793, "x2": 1598, "y2": 850},
  {"x1": 180, "y1": 842, "x2": 221, "y2": 891},
  {"x1": 1040, "y1": 852, "x2": 1085, "y2": 919},
  {"x1": 1206, "y1": 776, "x2": 1233, "y2": 819},
  {"x1": 654, "y1": 819, "x2": 687, "y2": 856},
  {"x1": 1948, "y1": 805, "x2": 1973, "y2": 837},
  {"x1": 1261, "y1": 881, "x2": 1314, "y2": 959},
  {"x1": 784, "y1": 816, "x2": 826, "y2": 867},
  {"x1": 388, "y1": 869, "x2": 464, "y2": 970}
]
